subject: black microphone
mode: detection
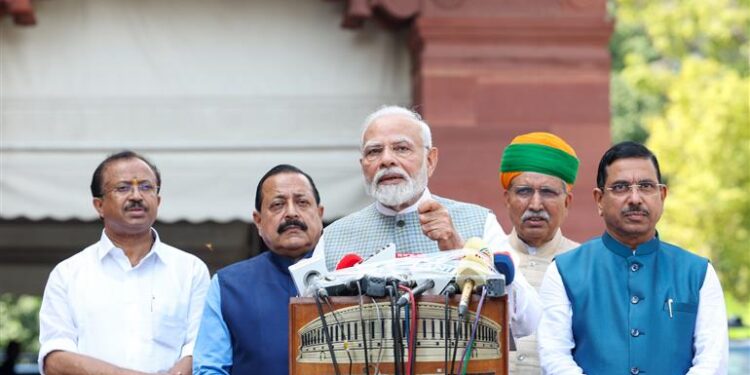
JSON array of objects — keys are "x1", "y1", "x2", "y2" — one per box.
[
  {"x1": 441, "y1": 281, "x2": 459, "y2": 297},
  {"x1": 396, "y1": 279, "x2": 435, "y2": 306}
]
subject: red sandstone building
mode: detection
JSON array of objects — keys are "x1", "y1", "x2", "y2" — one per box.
[{"x1": 0, "y1": 0, "x2": 612, "y2": 294}]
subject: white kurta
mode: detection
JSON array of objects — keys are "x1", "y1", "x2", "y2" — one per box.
[{"x1": 504, "y1": 228, "x2": 579, "y2": 374}]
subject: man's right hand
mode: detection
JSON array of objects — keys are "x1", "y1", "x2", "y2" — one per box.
[{"x1": 417, "y1": 198, "x2": 464, "y2": 250}]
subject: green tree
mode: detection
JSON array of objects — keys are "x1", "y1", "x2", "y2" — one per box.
[
  {"x1": 649, "y1": 59, "x2": 749, "y2": 299},
  {"x1": 610, "y1": 0, "x2": 750, "y2": 300},
  {"x1": 0, "y1": 293, "x2": 41, "y2": 353}
]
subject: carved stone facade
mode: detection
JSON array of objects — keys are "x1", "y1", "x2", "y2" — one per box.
[{"x1": 297, "y1": 302, "x2": 502, "y2": 363}]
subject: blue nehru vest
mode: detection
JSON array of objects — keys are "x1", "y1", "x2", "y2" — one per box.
[
  {"x1": 555, "y1": 232, "x2": 707, "y2": 375},
  {"x1": 322, "y1": 195, "x2": 488, "y2": 271},
  {"x1": 217, "y1": 250, "x2": 307, "y2": 374}
]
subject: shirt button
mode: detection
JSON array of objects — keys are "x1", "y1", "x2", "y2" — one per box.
[
  {"x1": 517, "y1": 354, "x2": 526, "y2": 361},
  {"x1": 630, "y1": 263, "x2": 640, "y2": 272},
  {"x1": 631, "y1": 296, "x2": 640, "y2": 304},
  {"x1": 631, "y1": 367, "x2": 640, "y2": 374},
  {"x1": 631, "y1": 328, "x2": 640, "y2": 337},
  {"x1": 396, "y1": 220, "x2": 406, "y2": 228}
]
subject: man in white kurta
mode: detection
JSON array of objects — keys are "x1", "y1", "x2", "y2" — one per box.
[{"x1": 499, "y1": 132, "x2": 581, "y2": 374}]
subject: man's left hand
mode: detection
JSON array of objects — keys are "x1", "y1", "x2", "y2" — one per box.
[{"x1": 418, "y1": 199, "x2": 464, "y2": 250}]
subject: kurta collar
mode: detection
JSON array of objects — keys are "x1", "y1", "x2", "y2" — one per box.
[
  {"x1": 268, "y1": 249, "x2": 313, "y2": 275},
  {"x1": 97, "y1": 228, "x2": 164, "y2": 266},
  {"x1": 375, "y1": 188, "x2": 431, "y2": 216},
  {"x1": 602, "y1": 231, "x2": 659, "y2": 258},
  {"x1": 509, "y1": 227, "x2": 565, "y2": 257}
]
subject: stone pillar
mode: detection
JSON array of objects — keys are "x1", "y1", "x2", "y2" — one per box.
[
  {"x1": 412, "y1": 0, "x2": 613, "y2": 241},
  {"x1": 340, "y1": 0, "x2": 613, "y2": 241}
]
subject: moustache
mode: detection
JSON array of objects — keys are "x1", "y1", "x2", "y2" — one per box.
[
  {"x1": 521, "y1": 209, "x2": 550, "y2": 222},
  {"x1": 622, "y1": 206, "x2": 649, "y2": 216},
  {"x1": 277, "y1": 219, "x2": 308, "y2": 234},
  {"x1": 374, "y1": 167, "x2": 409, "y2": 184},
  {"x1": 124, "y1": 201, "x2": 146, "y2": 211}
]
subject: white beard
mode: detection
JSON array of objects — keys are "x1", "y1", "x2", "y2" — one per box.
[{"x1": 365, "y1": 164, "x2": 429, "y2": 208}]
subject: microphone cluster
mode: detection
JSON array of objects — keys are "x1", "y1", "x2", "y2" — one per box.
[
  {"x1": 295, "y1": 238, "x2": 516, "y2": 375},
  {"x1": 301, "y1": 237, "x2": 513, "y2": 304}
]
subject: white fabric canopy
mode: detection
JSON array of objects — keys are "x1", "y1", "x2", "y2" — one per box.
[{"x1": 0, "y1": 0, "x2": 410, "y2": 222}]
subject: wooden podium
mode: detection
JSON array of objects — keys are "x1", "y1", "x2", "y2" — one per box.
[{"x1": 289, "y1": 295, "x2": 508, "y2": 375}]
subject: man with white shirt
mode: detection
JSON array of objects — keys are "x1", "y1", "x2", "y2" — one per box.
[
  {"x1": 313, "y1": 105, "x2": 541, "y2": 338},
  {"x1": 38, "y1": 151, "x2": 210, "y2": 375},
  {"x1": 538, "y1": 142, "x2": 728, "y2": 374}
]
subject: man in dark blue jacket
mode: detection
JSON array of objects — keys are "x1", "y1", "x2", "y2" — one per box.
[{"x1": 193, "y1": 164, "x2": 324, "y2": 374}]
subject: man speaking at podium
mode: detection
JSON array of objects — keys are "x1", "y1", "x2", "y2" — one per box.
[
  {"x1": 312, "y1": 105, "x2": 541, "y2": 338},
  {"x1": 193, "y1": 165, "x2": 325, "y2": 374}
]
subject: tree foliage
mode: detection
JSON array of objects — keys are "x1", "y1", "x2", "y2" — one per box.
[
  {"x1": 610, "y1": 0, "x2": 750, "y2": 299},
  {"x1": 0, "y1": 294, "x2": 41, "y2": 353}
]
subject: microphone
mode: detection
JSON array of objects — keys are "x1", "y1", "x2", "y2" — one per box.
[
  {"x1": 456, "y1": 237, "x2": 494, "y2": 318},
  {"x1": 335, "y1": 253, "x2": 364, "y2": 270},
  {"x1": 315, "y1": 253, "x2": 368, "y2": 297},
  {"x1": 492, "y1": 251, "x2": 515, "y2": 285},
  {"x1": 459, "y1": 282, "x2": 474, "y2": 317},
  {"x1": 396, "y1": 279, "x2": 435, "y2": 306},
  {"x1": 441, "y1": 281, "x2": 459, "y2": 297}
]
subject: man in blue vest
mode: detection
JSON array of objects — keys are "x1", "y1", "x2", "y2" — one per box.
[
  {"x1": 193, "y1": 164, "x2": 325, "y2": 374},
  {"x1": 312, "y1": 105, "x2": 541, "y2": 339},
  {"x1": 538, "y1": 142, "x2": 728, "y2": 374}
]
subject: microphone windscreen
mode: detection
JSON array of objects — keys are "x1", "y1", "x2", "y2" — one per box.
[
  {"x1": 335, "y1": 253, "x2": 364, "y2": 270},
  {"x1": 493, "y1": 252, "x2": 515, "y2": 285},
  {"x1": 455, "y1": 237, "x2": 493, "y2": 288},
  {"x1": 464, "y1": 237, "x2": 493, "y2": 263}
]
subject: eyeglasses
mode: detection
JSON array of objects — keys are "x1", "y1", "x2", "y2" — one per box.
[
  {"x1": 362, "y1": 142, "x2": 427, "y2": 162},
  {"x1": 604, "y1": 182, "x2": 665, "y2": 196},
  {"x1": 104, "y1": 180, "x2": 159, "y2": 197},
  {"x1": 510, "y1": 186, "x2": 564, "y2": 200}
]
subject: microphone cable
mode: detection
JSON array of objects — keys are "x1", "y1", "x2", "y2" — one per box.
[
  {"x1": 458, "y1": 286, "x2": 488, "y2": 375},
  {"x1": 441, "y1": 282, "x2": 458, "y2": 375},
  {"x1": 356, "y1": 281, "x2": 371, "y2": 375},
  {"x1": 324, "y1": 297, "x2": 354, "y2": 375},
  {"x1": 398, "y1": 285, "x2": 416, "y2": 375},
  {"x1": 386, "y1": 284, "x2": 402, "y2": 375},
  {"x1": 409, "y1": 288, "x2": 418, "y2": 375},
  {"x1": 371, "y1": 297, "x2": 386, "y2": 375},
  {"x1": 449, "y1": 302, "x2": 463, "y2": 375},
  {"x1": 393, "y1": 282, "x2": 407, "y2": 375},
  {"x1": 410, "y1": 292, "x2": 418, "y2": 375},
  {"x1": 314, "y1": 292, "x2": 341, "y2": 375},
  {"x1": 443, "y1": 292, "x2": 450, "y2": 374}
]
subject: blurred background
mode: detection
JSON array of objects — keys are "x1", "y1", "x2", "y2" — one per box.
[{"x1": 0, "y1": 0, "x2": 747, "y2": 373}]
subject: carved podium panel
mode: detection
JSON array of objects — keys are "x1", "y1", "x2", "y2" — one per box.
[{"x1": 290, "y1": 295, "x2": 508, "y2": 375}]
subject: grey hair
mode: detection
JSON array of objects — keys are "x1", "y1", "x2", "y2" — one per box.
[{"x1": 360, "y1": 105, "x2": 433, "y2": 149}]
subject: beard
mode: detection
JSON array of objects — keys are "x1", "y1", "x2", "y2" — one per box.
[{"x1": 365, "y1": 162, "x2": 429, "y2": 208}]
